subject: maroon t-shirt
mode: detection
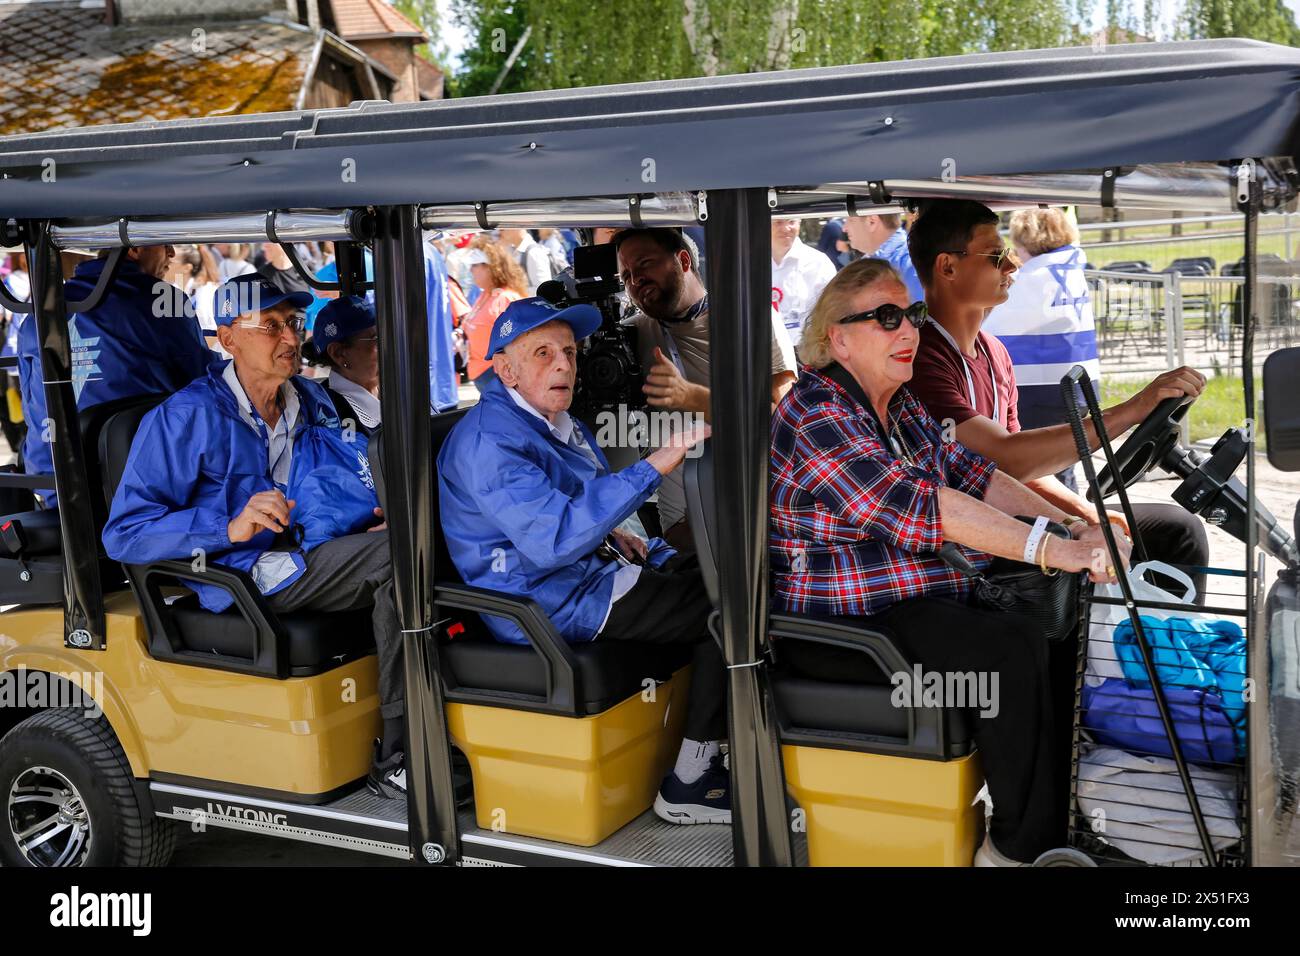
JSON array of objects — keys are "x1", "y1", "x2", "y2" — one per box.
[{"x1": 909, "y1": 322, "x2": 1021, "y2": 434}]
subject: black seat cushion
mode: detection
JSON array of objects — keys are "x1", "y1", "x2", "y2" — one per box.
[
  {"x1": 771, "y1": 670, "x2": 973, "y2": 750},
  {"x1": 442, "y1": 635, "x2": 692, "y2": 715},
  {"x1": 0, "y1": 509, "x2": 63, "y2": 557},
  {"x1": 168, "y1": 594, "x2": 376, "y2": 677}
]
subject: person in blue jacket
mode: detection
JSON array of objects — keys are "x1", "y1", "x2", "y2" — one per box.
[
  {"x1": 438, "y1": 297, "x2": 731, "y2": 825},
  {"x1": 102, "y1": 274, "x2": 410, "y2": 800},
  {"x1": 18, "y1": 244, "x2": 213, "y2": 505},
  {"x1": 423, "y1": 235, "x2": 461, "y2": 412}
]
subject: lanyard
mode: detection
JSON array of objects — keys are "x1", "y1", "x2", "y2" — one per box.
[
  {"x1": 928, "y1": 318, "x2": 999, "y2": 424},
  {"x1": 656, "y1": 294, "x2": 707, "y2": 376}
]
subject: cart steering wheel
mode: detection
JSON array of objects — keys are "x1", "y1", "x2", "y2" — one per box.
[{"x1": 1088, "y1": 394, "x2": 1196, "y2": 502}]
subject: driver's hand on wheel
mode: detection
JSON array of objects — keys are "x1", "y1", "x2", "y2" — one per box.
[
  {"x1": 1125, "y1": 366, "x2": 1206, "y2": 423},
  {"x1": 228, "y1": 490, "x2": 295, "y2": 544}
]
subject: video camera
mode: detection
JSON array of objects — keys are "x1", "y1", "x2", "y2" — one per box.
[{"x1": 536, "y1": 242, "x2": 645, "y2": 418}]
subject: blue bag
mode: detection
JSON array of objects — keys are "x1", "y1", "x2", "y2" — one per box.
[
  {"x1": 1081, "y1": 679, "x2": 1238, "y2": 765},
  {"x1": 1112, "y1": 615, "x2": 1247, "y2": 753}
]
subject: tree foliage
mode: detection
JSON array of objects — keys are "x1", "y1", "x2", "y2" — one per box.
[{"x1": 445, "y1": 0, "x2": 1300, "y2": 96}]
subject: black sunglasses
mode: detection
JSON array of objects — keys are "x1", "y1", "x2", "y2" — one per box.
[{"x1": 838, "y1": 301, "x2": 928, "y2": 331}]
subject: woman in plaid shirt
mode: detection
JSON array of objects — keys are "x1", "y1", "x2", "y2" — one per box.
[{"x1": 770, "y1": 258, "x2": 1130, "y2": 866}]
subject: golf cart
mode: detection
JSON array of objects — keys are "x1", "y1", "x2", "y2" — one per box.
[{"x1": 0, "y1": 37, "x2": 1297, "y2": 867}]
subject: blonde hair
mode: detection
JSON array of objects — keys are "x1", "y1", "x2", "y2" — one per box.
[
  {"x1": 1008, "y1": 208, "x2": 1078, "y2": 257},
  {"x1": 801, "y1": 258, "x2": 907, "y2": 370},
  {"x1": 469, "y1": 235, "x2": 527, "y2": 295}
]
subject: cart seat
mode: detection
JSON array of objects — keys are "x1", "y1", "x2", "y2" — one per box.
[
  {"x1": 439, "y1": 612, "x2": 689, "y2": 715},
  {"x1": 685, "y1": 442, "x2": 983, "y2": 866},
  {"x1": 100, "y1": 398, "x2": 375, "y2": 679},
  {"x1": 427, "y1": 409, "x2": 693, "y2": 846},
  {"x1": 0, "y1": 510, "x2": 62, "y2": 557}
]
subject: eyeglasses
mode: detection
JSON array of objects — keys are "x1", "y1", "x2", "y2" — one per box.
[
  {"x1": 351, "y1": 333, "x2": 379, "y2": 348},
  {"x1": 838, "y1": 301, "x2": 928, "y2": 331},
  {"x1": 940, "y1": 245, "x2": 1016, "y2": 270},
  {"x1": 241, "y1": 315, "x2": 304, "y2": 338}
]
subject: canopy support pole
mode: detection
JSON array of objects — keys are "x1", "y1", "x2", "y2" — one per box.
[
  {"x1": 372, "y1": 205, "x2": 460, "y2": 866},
  {"x1": 1238, "y1": 162, "x2": 1260, "y2": 866},
  {"x1": 23, "y1": 221, "x2": 107, "y2": 650},
  {"x1": 705, "y1": 188, "x2": 794, "y2": 867}
]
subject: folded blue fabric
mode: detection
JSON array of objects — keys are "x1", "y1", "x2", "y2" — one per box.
[
  {"x1": 1112, "y1": 615, "x2": 1247, "y2": 752},
  {"x1": 1082, "y1": 680, "x2": 1238, "y2": 764}
]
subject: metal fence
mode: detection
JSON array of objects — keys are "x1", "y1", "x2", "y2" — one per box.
[{"x1": 1087, "y1": 270, "x2": 1300, "y2": 378}]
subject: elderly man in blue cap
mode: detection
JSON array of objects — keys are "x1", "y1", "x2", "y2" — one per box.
[
  {"x1": 103, "y1": 274, "x2": 411, "y2": 799},
  {"x1": 438, "y1": 297, "x2": 731, "y2": 825}
]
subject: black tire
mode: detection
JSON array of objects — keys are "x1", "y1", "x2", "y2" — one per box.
[{"x1": 0, "y1": 709, "x2": 174, "y2": 867}]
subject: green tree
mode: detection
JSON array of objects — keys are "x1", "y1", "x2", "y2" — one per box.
[
  {"x1": 393, "y1": 0, "x2": 453, "y2": 74},
  {"x1": 451, "y1": 0, "x2": 1079, "y2": 94},
  {"x1": 1182, "y1": 0, "x2": 1300, "y2": 44}
]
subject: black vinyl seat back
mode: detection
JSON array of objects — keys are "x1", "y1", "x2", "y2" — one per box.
[
  {"x1": 682, "y1": 441, "x2": 720, "y2": 606},
  {"x1": 429, "y1": 408, "x2": 470, "y2": 586},
  {"x1": 0, "y1": 393, "x2": 163, "y2": 605},
  {"x1": 97, "y1": 395, "x2": 374, "y2": 679}
]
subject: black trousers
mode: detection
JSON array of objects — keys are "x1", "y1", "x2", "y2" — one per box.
[
  {"x1": 599, "y1": 553, "x2": 727, "y2": 742},
  {"x1": 779, "y1": 596, "x2": 1073, "y2": 863}
]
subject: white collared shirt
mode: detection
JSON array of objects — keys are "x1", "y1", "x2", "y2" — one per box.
[
  {"x1": 222, "y1": 362, "x2": 302, "y2": 593},
  {"x1": 327, "y1": 371, "x2": 382, "y2": 431},
  {"x1": 505, "y1": 385, "x2": 641, "y2": 628},
  {"x1": 771, "y1": 236, "x2": 836, "y2": 347}
]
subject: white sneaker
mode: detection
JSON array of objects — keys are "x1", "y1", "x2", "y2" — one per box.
[{"x1": 973, "y1": 834, "x2": 1028, "y2": 867}]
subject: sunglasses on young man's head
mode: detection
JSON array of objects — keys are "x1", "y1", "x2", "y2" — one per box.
[{"x1": 837, "y1": 301, "x2": 929, "y2": 331}]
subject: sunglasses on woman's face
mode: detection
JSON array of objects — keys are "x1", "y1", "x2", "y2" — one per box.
[{"x1": 837, "y1": 300, "x2": 928, "y2": 331}]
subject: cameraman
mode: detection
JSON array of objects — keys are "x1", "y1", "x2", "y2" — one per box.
[{"x1": 615, "y1": 227, "x2": 796, "y2": 550}]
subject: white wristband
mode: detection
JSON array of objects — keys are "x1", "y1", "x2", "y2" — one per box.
[{"x1": 1023, "y1": 515, "x2": 1050, "y2": 564}]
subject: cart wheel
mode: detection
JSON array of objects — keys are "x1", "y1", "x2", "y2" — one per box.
[
  {"x1": 1032, "y1": 847, "x2": 1097, "y2": 867},
  {"x1": 0, "y1": 709, "x2": 174, "y2": 867}
]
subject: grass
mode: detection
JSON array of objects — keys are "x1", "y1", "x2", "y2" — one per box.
[{"x1": 1099, "y1": 374, "x2": 1263, "y2": 447}]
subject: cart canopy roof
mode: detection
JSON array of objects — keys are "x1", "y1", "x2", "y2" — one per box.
[{"x1": 2, "y1": 38, "x2": 1299, "y2": 220}]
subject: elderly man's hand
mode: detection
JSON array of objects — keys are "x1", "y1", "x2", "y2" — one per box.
[
  {"x1": 367, "y1": 507, "x2": 387, "y2": 532},
  {"x1": 610, "y1": 527, "x2": 648, "y2": 562},
  {"x1": 645, "y1": 420, "x2": 712, "y2": 476},
  {"x1": 228, "y1": 490, "x2": 295, "y2": 543}
]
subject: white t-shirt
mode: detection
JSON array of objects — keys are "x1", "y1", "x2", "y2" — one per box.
[{"x1": 771, "y1": 236, "x2": 836, "y2": 349}]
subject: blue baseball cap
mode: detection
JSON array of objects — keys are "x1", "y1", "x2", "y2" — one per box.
[
  {"x1": 487, "y1": 297, "x2": 602, "y2": 358},
  {"x1": 213, "y1": 274, "x2": 314, "y2": 326},
  {"x1": 312, "y1": 296, "x2": 376, "y2": 351}
]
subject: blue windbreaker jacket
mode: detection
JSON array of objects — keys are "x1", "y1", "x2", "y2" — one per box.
[
  {"x1": 19, "y1": 258, "x2": 213, "y2": 503},
  {"x1": 103, "y1": 361, "x2": 381, "y2": 612},
  {"x1": 437, "y1": 377, "x2": 672, "y2": 645}
]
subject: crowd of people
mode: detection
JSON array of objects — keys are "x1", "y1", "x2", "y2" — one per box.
[{"x1": 0, "y1": 200, "x2": 1212, "y2": 862}]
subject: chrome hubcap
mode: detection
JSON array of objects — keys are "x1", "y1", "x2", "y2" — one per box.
[{"x1": 8, "y1": 766, "x2": 92, "y2": 866}]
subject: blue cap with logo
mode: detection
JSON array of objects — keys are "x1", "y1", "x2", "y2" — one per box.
[
  {"x1": 312, "y1": 296, "x2": 377, "y2": 351},
  {"x1": 212, "y1": 274, "x2": 314, "y2": 327},
  {"x1": 487, "y1": 297, "x2": 602, "y2": 358}
]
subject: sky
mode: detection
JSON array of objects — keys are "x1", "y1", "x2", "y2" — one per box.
[{"x1": 432, "y1": 0, "x2": 1300, "y2": 72}]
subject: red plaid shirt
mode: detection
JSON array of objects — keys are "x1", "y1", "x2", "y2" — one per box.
[{"x1": 770, "y1": 364, "x2": 997, "y2": 617}]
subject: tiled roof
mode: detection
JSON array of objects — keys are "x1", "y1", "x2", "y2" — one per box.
[
  {"x1": 329, "y1": 0, "x2": 425, "y2": 40},
  {"x1": 0, "y1": 3, "x2": 315, "y2": 137}
]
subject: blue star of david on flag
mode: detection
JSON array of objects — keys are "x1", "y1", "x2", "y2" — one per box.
[
  {"x1": 1048, "y1": 249, "x2": 1090, "y2": 321},
  {"x1": 69, "y1": 316, "x2": 102, "y2": 400}
]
